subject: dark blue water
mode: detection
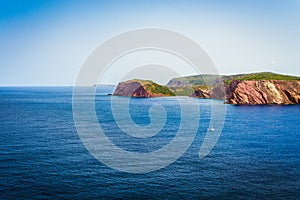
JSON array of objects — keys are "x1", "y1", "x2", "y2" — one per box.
[{"x1": 0, "y1": 87, "x2": 299, "y2": 199}]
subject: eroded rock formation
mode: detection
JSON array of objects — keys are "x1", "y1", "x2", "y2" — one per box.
[
  {"x1": 191, "y1": 85, "x2": 227, "y2": 100},
  {"x1": 114, "y1": 81, "x2": 151, "y2": 97},
  {"x1": 226, "y1": 80, "x2": 300, "y2": 105}
]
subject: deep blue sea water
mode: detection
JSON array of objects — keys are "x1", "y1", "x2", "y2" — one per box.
[{"x1": 0, "y1": 87, "x2": 299, "y2": 199}]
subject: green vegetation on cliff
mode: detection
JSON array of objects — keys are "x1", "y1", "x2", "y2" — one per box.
[
  {"x1": 167, "y1": 72, "x2": 300, "y2": 87},
  {"x1": 129, "y1": 79, "x2": 175, "y2": 96},
  {"x1": 116, "y1": 72, "x2": 300, "y2": 98},
  {"x1": 222, "y1": 72, "x2": 300, "y2": 85},
  {"x1": 169, "y1": 85, "x2": 209, "y2": 96},
  {"x1": 167, "y1": 74, "x2": 220, "y2": 87}
]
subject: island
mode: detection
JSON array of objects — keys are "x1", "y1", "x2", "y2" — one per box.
[{"x1": 113, "y1": 72, "x2": 300, "y2": 105}]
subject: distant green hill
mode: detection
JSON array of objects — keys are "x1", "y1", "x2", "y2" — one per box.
[
  {"x1": 167, "y1": 72, "x2": 300, "y2": 87},
  {"x1": 167, "y1": 72, "x2": 300, "y2": 96},
  {"x1": 134, "y1": 79, "x2": 175, "y2": 96},
  {"x1": 222, "y1": 72, "x2": 300, "y2": 85},
  {"x1": 167, "y1": 74, "x2": 220, "y2": 87}
]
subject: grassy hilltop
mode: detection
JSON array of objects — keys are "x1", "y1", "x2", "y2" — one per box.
[
  {"x1": 222, "y1": 72, "x2": 300, "y2": 85},
  {"x1": 114, "y1": 79, "x2": 175, "y2": 97},
  {"x1": 132, "y1": 79, "x2": 175, "y2": 96}
]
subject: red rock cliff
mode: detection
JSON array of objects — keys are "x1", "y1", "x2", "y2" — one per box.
[
  {"x1": 226, "y1": 80, "x2": 300, "y2": 105},
  {"x1": 113, "y1": 81, "x2": 152, "y2": 97}
]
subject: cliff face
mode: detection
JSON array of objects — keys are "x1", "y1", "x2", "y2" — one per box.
[
  {"x1": 114, "y1": 81, "x2": 151, "y2": 97},
  {"x1": 227, "y1": 80, "x2": 300, "y2": 105},
  {"x1": 191, "y1": 89, "x2": 210, "y2": 98},
  {"x1": 114, "y1": 80, "x2": 175, "y2": 97},
  {"x1": 191, "y1": 84, "x2": 227, "y2": 100},
  {"x1": 191, "y1": 80, "x2": 300, "y2": 105},
  {"x1": 114, "y1": 78, "x2": 300, "y2": 104},
  {"x1": 168, "y1": 72, "x2": 300, "y2": 104}
]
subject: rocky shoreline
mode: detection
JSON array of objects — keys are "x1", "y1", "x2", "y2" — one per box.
[
  {"x1": 191, "y1": 80, "x2": 300, "y2": 105},
  {"x1": 226, "y1": 80, "x2": 300, "y2": 105},
  {"x1": 113, "y1": 72, "x2": 300, "y2": 105}
]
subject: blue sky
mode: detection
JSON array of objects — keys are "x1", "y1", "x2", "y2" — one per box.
[{"x1": 0, "y1": 0, "x2": 300, "y2": 85}]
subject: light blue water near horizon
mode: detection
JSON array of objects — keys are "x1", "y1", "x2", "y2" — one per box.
[{"x1": 0, "y1": 87, "x2": 299, "y2": 199}]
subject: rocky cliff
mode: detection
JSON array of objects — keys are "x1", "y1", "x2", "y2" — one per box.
[
  {"x1": 114, "y1": 80, "x2": 175, "y2": 97},
  {"x1": 191, "y1": 86, "x2": 225, "y2": 99},
  {"x1": 114, "y1": 74, "x2": 300, "y2": 104},
  {"x1": 226, "y1": 80, "x2": 300, "y2": 105}
]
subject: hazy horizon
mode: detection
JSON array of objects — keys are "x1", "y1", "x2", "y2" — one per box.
[{"x1": 0, "y1": 70, "x2": 299, "y2": 87}]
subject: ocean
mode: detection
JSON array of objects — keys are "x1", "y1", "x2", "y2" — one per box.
[{"x1": 0, "y1": 86, "x2": 299, "y2": 199}]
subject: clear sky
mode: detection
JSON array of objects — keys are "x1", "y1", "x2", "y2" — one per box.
[{"x1": 0, "y1": 0, "x2": 300, "y2": 86}]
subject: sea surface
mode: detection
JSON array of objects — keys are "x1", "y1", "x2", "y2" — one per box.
[{"x1": 0, "y1": 87, "x2": 299, "y2": 199}]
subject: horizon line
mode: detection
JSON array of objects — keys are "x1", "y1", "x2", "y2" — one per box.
[{"x1": 1, "y1": 71, "x2": 300, "y2": 87}]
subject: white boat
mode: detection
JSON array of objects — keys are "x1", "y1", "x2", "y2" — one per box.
[
  {"x1": 208, "y1": 123, "x2": 215, "y2": 131},
  {"x1": 208, "y1": 128, "x2": 215, "y2": 131}
]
